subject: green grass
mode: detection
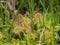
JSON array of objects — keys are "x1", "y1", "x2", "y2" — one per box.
[{"x1": 0, "y1": 0, "x2": 60, "y2": 45}]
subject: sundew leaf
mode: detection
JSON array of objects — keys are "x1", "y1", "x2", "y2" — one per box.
[{"x1": 45, "y1": 30, "x2": 54, "y2": 44}]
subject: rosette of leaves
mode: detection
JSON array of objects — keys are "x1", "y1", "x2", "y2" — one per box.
[
  {"x1": 22, "y1": 17, "x2": 31, "y2": 32},
  {"x1": 44, "y1": 30, "x2": 54, "y2": 44},
  {"x1": 13, "y1": 13, "x2": 31, "y2": 34},
  {"x1": 33, "y1": 13, "x2": 43, "y2": 31}
]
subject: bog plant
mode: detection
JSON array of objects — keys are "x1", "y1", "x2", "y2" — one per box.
[{"x1": 0, "y1": 0, "x2": 60, "y2": 45}]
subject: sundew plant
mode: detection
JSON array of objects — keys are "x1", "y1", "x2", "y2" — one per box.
[{"x1": 0, "y1": 0, "x2": 60, "y2": 45}]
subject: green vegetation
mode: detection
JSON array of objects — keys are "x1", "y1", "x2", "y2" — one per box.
[{"x1": 0, "y1": 0, "x2": 60, "y2": 45}]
